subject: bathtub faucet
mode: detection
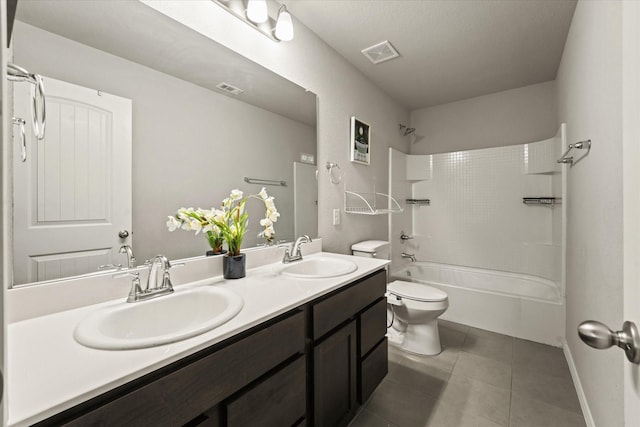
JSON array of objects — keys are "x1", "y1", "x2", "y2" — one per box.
[{"x1": 401, "y1": 252, "x2": 416, "y2": 262}]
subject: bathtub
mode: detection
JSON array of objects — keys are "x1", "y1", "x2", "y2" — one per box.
[{"x1": 391, "y1": 262, "x2": 565, "y2": 346}]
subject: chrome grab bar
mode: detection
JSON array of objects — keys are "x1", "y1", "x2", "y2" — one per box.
[
  {"x1": 243, "y1": 176, "x2": 287, "y2": 187},
  {"x1": 7, "y1": 63, "x2": 46, "y2": 141}
]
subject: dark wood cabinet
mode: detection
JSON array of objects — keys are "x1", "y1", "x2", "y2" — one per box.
[
  {"x1": 311, "y1": 269, "x2": 388, "y2": 425},
  {"x1": 38, "y1": 267, "x2": 388, "y2": 427},
  {"x1": 313, "y1": 321, "x2": 357, "y2": 427},
  {"x1": 226, "y1": 355, "x2": 306, "y2": 427}
]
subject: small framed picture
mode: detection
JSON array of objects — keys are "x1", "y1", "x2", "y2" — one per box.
[{"x1": 350, "y1": 116, "x2": 370, "y2": 165}]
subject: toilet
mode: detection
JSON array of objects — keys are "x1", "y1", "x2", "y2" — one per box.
[{"x1": 351, "y1": 240, "x2": 449, "y2": 356}]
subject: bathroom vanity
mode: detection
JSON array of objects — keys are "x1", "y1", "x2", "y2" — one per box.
[{"x1": 7, "y1": 251, "x2": 389, "y2": 427}]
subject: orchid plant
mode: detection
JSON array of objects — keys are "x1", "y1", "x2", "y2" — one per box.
[{"x1": 167, "y1": 187, "x2": 279, "y2": 256}]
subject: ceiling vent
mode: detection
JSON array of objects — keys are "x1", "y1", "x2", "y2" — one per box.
[
  {"x1": 216, "y1": 82, "x2": 244, "y2": 95},
  {"x1": 361, "y1": 40, "x2": 400, "y2": 64}
]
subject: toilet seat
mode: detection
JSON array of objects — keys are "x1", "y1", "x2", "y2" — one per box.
[{"x1": 388, "y1": 280, "x2": 448, "y2": 302}]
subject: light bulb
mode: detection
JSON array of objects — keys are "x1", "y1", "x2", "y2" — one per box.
[
  {"x1": 275, "y1": 6, "x2": 294, "y2": 41},
  {"x1": 246, "y1": 0, "x2": 268, "y2": 24}
]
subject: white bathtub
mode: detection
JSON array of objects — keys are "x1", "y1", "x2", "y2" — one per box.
[{"x1": 391, "y1": 262, "x2": 565, "y2": 346}]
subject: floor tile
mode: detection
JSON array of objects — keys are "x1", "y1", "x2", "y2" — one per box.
[
  {"x1": 512, "y1": 338, "x2": 571, "y2": 379},
  {"x1": 439, "y1": 372, "x2": 511, "y2": 426},
  {"x1": 349, "y1": 408, "x2": 398, "y2": 427},
  {"x1": 426, "y1": 400, "x2": 504, "y2": 427},
  {"x1": 387, "y1": 358, "x2": 449, "y2": 398},
  {"x1": 439, "y1": 319, "x2": 471, "y2": 335},
  {"x1": 361, "y1": 322, "x2": 587, "y2": 427},
  {"x1": 453, "y1": 351, "x2": 512, "y2": 390},
  {"x1": 365, "y1": 378, "x2": 439, "y2": 427},
  {"x1": 462, "y1": 329, "x2": 513, "y2": 364},
  {"x1": 440, "y1": 324, "x2": 468, "y2": 351},
  {"x1": 511, "y1": 369, "x2": 582, "y2": 414},
  {"x1": 510, "y1": 391, "x2": 586, "y2": 427},
  {"x1": 389, "y1": 341, "x2": 460, "y2": 373}
]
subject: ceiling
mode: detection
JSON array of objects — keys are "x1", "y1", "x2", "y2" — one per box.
[{"x1": 283, "y1": 0, "x2": 577, "y2": 110}]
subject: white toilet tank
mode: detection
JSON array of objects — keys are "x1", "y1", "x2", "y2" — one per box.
[{"x1": 351, "y1": 240, "x2": 390, "y2": 259}]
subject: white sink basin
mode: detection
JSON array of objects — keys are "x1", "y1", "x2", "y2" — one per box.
[
  {"x1": 280, "y1": 257, "x2": 358, "y2": 279},
  {"x1": 74, "y1": 286, "x2": 243, "y2": 350}
]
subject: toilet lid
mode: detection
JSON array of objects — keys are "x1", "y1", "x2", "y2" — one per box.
[{"x1": 387, "y1": 280, "x2": 448, "y2": 302}]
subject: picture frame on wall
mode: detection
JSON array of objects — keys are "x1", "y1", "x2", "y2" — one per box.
[{"x1": 350, "y1": 116, "x2": 370, "y2": 165}]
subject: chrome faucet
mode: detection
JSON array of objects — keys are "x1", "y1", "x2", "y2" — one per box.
[
  {"x1": 145, "y1": 255, "x2": 175, "y2": 293},
  {"x1": 119, "y1": 244, "x2": 137, "y2": 269},
  {"x1": 283, "y1": 235, "x2": 312, "y2": 263},
  {"x1": 401, "y1": 252, "x2": 417, "y2": 262},
  {"x1": 115, "y1": 255, "x2": 175, "y2": 303}
]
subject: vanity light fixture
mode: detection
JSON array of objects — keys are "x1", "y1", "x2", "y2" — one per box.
[
  {"x1": 213, "y1": 0, "x2": 295, "y2": 42},
  {"x1": 246, "y1": 0, "x2": 268, "y2": 24},
  {"x1": 274, "y1": 5, "x2": 294, "y2": 41}
]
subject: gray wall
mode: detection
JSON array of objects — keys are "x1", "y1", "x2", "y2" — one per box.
[
  {"x1": 557, "y1": 1, "x2": 623, "y2": 426},
  {"x1": 13, "y1": 22, "x2": 316, "y2": 262},
  {"x1": 144, "y1": 1, "x2": 410, "y2": 256},
  {"x1": 409, "y1": 81, "x2": 558, "y2": 155}
]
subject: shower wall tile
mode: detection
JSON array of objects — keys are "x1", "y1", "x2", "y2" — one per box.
[
  {"x1": 411, "y1": 139, "x2": 561, "y2": 281},
  {"x1": 406, "y1": 155, "x2": 432, "y2": 181}
]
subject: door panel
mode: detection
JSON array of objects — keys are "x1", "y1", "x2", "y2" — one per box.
[
  {"x1": 294, "y1": 161, "x2": 317, "y2": 237},
  {"x1": 12, "y1": 76, "x2": 132, "y2": 285}
]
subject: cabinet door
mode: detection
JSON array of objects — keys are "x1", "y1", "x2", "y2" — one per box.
[{"x1": 313, "y1": 321, "x2": 357, "y2": 427}]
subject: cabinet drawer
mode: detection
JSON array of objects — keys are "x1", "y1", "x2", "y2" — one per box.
[
  {"x1": 360, "y1": 338, "x2": 388, "y2": 404},
  {"x1": 227, "y1": 356, "x2": 306, "y2": 427},
  {"x1": 360, "y1": 298, "x2": 387, "y2": 356},
  {"x1": 313, "y1": 269, "x2": 386, "y2": 340},
  {"x1": 59, "y1": 311, "x2": 305, "y2": 427}
]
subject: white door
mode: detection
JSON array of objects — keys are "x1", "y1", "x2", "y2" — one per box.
[
  {"x1": 623, "y1": 2, "x2": 640, "y2": 425},
  {"x1": 294, "y1": 162, "x2": 318, "y2": 237},
  {"x1": 12, "y1": 76, "x2": 132, "y2": 285}
]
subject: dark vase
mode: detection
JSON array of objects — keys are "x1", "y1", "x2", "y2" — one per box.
[{"x1": 223, "y1": 253, "x2": 246, "y2": 279}]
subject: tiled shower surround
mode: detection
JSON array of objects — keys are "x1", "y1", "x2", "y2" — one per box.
[{"x1": 393, "y1": 134, "x2": 562, "y2": 284}]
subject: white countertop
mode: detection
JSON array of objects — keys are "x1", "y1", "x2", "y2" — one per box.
[{"x1": 7, "y1": 252, "x2": 389, "y2": 427}]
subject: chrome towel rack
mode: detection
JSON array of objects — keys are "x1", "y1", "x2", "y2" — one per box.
[
  {"x1": 523, "y1": 197, "x2": 561, "y2": 206},
  {"x1": 7, "y1": 63, "x2": 46, "y2": 141},
  {"x1": 406, "y1": 198, "x2": 430, "y2": 206},
  {"x1": 243, "y1": 177, "x2": 287, "y2": 187},
  {"x1": 557, "y1": 139, "x2": 591, "y2": 165}
]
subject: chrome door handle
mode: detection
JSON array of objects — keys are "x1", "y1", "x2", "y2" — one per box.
[
  {"x1": 118, "y1": 230, "x2": 130, "y2": 239},
  {"x1": 578, "y1": 320, "x2": 640, "y2": 364}
]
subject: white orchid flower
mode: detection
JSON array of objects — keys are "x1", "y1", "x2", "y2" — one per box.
[
  {"x1": 166, "y1": 216, "x2": 181, "y2": 232},
  {"x1": 259, "y1": 187, "x2": 268, "y2": 200}
]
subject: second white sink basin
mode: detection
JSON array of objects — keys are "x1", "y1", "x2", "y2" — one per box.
[
  {"x1": 74, "y1": 286, "x2": 243, "y2": 350},
  {"x1": 280, "y1": 257, "x2": 358, "y2": 279}
]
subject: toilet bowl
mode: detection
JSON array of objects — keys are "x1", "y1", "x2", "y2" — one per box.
[
  {"x1": 350, "y1": 240, "x2": 450, "y2": 356},
  {"x1": 387, "y1": 280, "x2": 449, "y2": 355}
]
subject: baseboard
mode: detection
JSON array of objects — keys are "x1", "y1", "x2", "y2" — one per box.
[{"x1": 562, "y1": 339, "x2": 595, "y2": 427}]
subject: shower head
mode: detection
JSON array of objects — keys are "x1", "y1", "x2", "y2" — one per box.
[{"x1": 399, "y1": 124, "x2": 416, "y2": 136}]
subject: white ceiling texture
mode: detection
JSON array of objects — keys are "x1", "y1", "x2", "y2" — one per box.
[{"x1": 283, "y1": 0, "x2": 578, "y2": 110}]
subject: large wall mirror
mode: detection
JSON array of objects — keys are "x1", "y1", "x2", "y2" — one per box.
[{"x1": 10, "y1": 0, "x2": 317, "y2": 287}]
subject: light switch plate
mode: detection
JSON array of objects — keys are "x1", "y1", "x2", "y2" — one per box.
[{"x1": 333, "y1": 209, "x2": 340, "y2": 225}]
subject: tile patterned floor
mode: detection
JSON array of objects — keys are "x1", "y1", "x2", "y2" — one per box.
[{"x1": 349, "y1": 320, "x2": 586, "y2": 427}]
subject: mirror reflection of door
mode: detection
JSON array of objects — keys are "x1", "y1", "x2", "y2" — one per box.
[
  {"x1": 12, "y1": 76, "x2": 132, "y2": 285},
  {"x1": 294, "y1": 162, "x2": 318, "y2": 238}
]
